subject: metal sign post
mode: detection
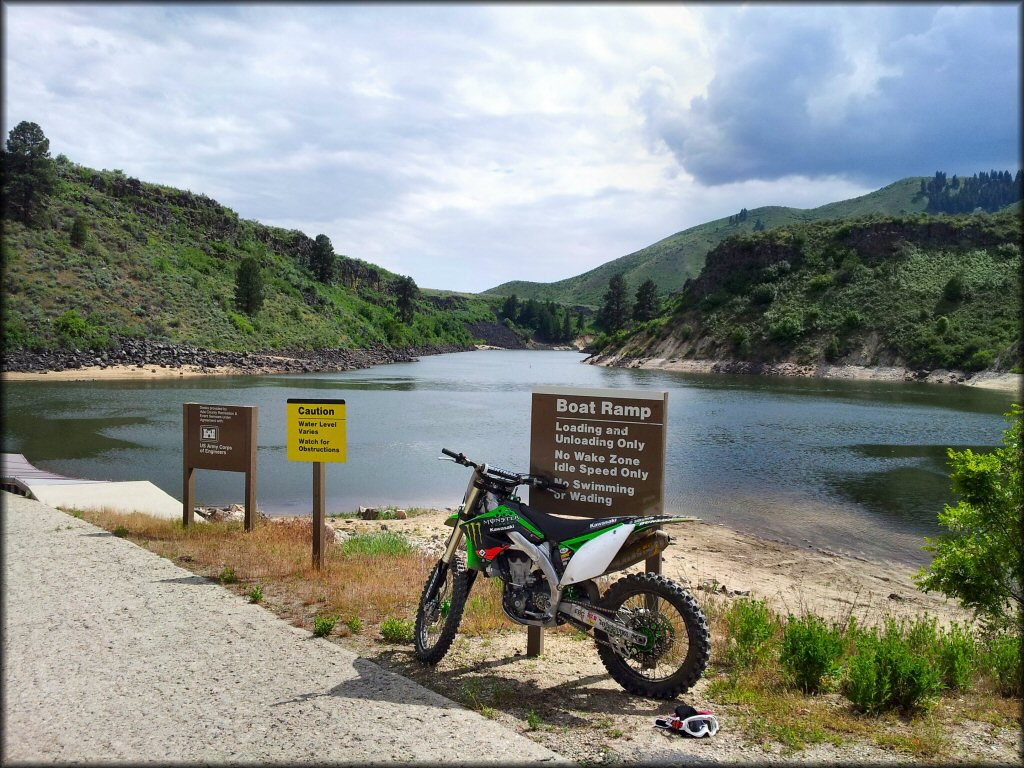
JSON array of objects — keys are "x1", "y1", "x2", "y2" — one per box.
[
  {"x1": 527, "y1": 386, "x2": 668, "y2": 656},
  {"x1": 183, "y1": 403, "x2": 258, "y2": 530},
  {"x1": 286, "y1": 399, "x2": 347, "y2": 569}
]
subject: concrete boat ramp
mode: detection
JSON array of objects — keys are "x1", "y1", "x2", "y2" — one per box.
[{"x1": 1, "y1": 452, "x2": 182, "y2": 519}]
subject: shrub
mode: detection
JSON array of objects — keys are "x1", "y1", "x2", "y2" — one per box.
[
  {"x1": 728, "y1": 326, "x2": 751, "y2": 355},
  {"x1": 915, "y1": 406, "x2": 1022, "y2": 632},
  {"x1": 843, "y1": 617, "x2": 943, "y2": 713},
  {"x1": 345, "y1": 616, "x2": 363, "y2": 634},
  {"x1": 380, "y1": 616, "x2": 415, "y2": 643},
  {"x1": 218, "y1": 565, "x2": 238, "y2": 584},
  {"x1": 750, "y1": 283, "x2": 777, "y2": 305},
  {"x1": 943, "y1": 274, "x2": 966, "y2": 302},
  {"x1": 780, "y1": 613, "x2": 845, "y2": 693},
  {"x1": 768, "y1": 312, "x2": 802, "y2": 342},
  {"x1": 313, "y1": 613, "x2": 338, "y2": 638},
  {"x1": 248, "y1": 585, "x2": 264, "y2": 604},
  {"x1": 229, "y1": 312, "x2": 254, "y2": 334},
  {"x1": 936, "y1": 622, "x2": 977, "y2": 691},
  {"x1": 723, "y1": 598, "x2": 779, "y2": 668},
  {"x1": 808, "y1": 273, "x2": 834, "y2": 292},
  {"x1": 112, "y1": 525, "x2": 129, "y2": 538},
  {"x1": 982, "y1": 632, "x2": 1022, "y2": 697}
]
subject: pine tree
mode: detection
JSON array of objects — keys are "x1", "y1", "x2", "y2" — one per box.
[
  {"x1": 600, "y1": 273, "x2": 630, "y2": 332},
  {"x1": 310, "y1": 234, "x2": 335, "y2": 283},
  {"x1": 70, "y1": 215, "x2": 88, "y2": 248},
  {"x1": 234, "y1": 257, "x2": 264, "y2": 315},
  {"x1": 2, "y1": 121, "x2": 57, "y2": 225},
  {"x1": 632, "y1": 278, "x2": 660, "y2": 322},
  {"x1": 395, "y1": 275, "x2": 418, "y2": 324}
]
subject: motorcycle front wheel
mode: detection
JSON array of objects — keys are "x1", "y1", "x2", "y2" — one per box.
[
  {"x1": 413, "y1": 554, "x2": 469, "y2": 664},
  {"x1": 595, "y1": 571, "x2": 710, "y2": 699}
]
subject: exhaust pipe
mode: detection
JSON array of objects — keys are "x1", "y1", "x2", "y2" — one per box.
[{"x1": 602, "y1": 529, "x2": 670, "y2": 574}]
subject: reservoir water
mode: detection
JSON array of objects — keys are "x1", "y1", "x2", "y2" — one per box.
[{"x1": 2, "y1": 350, "x2": 1016, "y2": 566}]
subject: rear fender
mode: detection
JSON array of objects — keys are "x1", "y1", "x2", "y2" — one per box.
[{"x1": 558, "y1": 523, "x2": 636, "y2": 586}]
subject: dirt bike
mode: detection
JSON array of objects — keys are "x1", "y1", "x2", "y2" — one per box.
[{"x1": 413, "y1": 448, "x2": 711, "y2": 699}]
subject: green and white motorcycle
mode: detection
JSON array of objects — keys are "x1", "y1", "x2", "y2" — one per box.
[{"x1": 414, "y1": 448, "x2": 711, "y2": 699}]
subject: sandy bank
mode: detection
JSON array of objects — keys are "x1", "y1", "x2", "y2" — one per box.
[
  {"x1": 329, "y1": 509, "x2": 969, "y2": 630},
  {"x1": 1, "y1": 363, "x2": 241, "y2": 383}
]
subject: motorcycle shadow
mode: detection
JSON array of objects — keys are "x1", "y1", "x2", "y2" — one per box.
[{"x1": 370, "y1": 647, "x2": 671, "y2": 722}]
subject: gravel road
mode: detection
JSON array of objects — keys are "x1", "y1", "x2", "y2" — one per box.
[{"x1": 1, "y1": 492, "x2": 568, "y2": 764}]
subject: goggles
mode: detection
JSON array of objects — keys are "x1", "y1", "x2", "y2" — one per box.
[{"x1": 654, "y1": 705, "x2": 719, "y2": 738}]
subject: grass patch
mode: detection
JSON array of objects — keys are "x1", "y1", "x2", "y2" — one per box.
[
  {"x1": 380, "y1": 616, "x2": 415, "y2": 643},
  {"x1": 340, "y1": 530, "x2": 414, "y2": 557}
]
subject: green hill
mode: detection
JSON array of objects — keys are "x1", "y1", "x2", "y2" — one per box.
[
  {"x1": 589, "y1": 209, "x2": 1022, "y2": 373},
  {"x1": 483, "y1": 177, "x2": 931, "y2": 307},
  {"x1": 2, "y1": 156, "x2": 500, "y2": 354}
]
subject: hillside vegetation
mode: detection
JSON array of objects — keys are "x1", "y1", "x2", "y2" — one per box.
[
  {"x1": 2, "y1": 154, "x2": 502, "y2": 354},
  {"x1": 483, "y1": 177, "x2": 933, "y2": 307},
  {"x1": 591, "y1": 209, "x2": 1022, "y2": 373}
]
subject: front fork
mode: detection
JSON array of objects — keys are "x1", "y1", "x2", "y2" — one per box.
[{"x1": 440, "y1": 464, "x2": 485, "y2": 565}]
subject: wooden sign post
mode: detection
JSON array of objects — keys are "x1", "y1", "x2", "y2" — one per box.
[
  {"x1": 183, "y1": 403, "x2": 258, "y2": 530},
  {"x1": 527, "y1": 386, "x2": 668, "y2": 656},
  {"x1": 287, "y1": 399, "x2": 347, "y2": 569}
]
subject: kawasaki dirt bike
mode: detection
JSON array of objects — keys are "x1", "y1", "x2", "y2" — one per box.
[{"x1": 413, "y1": 448, "x2": 711, "y2": 699}]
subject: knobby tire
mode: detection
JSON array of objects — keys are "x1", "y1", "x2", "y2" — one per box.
[
  {"x1": 595, "y1": 571, "x2": 711, "y2": 699},
  {"x1": 413, "y1": 554, "x2": 469, "y2": 664}
]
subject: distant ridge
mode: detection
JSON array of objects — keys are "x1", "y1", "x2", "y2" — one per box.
[{"x1": 482, "y1": 177, "x2": 930, "y2": 306}]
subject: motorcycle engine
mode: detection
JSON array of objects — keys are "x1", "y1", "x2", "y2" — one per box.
[{"x1": 495, "y1": 551, "x2": 552, "y2": 624}]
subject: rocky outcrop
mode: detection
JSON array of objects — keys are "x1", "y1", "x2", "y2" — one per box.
[
  {"x1": 463, "y1": 321, "x2": 526, "y2": 349},
  {"x1": 2, "y1": 338, "x2": 473, "y2": 375}
]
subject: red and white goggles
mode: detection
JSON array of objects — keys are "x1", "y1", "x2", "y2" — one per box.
[{"x1": 655, "y1": 704, "x2": 719, "y2": 738}]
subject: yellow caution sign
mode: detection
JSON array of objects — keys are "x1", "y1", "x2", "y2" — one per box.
[{"x1": 287, "y1": 399, "x2": 346, "y2": 463}]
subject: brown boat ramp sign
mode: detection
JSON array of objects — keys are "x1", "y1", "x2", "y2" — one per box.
[{"x1": 529, "y1": 386, "x2": 667, "y2": 518}]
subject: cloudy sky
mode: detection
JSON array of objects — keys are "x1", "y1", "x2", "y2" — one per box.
[{"x1": 3, "y1": 3, "x2": 1020, "y2": 293}]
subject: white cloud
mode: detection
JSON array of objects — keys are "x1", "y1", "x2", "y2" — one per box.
[{"x1": 3, "y1": 3, "x2": 1019, "y2": 294}]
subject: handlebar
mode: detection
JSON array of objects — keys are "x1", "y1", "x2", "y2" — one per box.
[{"x1": 439, "y1": 448, "x2": 568, "y2": 492}]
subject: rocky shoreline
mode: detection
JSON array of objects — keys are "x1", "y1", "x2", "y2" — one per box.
[
  {"x1": 1, "y1": 338, "x2": 473, "y2": 377},
  {"x1": 584, "y1": 352, "x2": 1023, "y2": 393}
]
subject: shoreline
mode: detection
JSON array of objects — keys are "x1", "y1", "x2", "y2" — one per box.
[
  {"x1": 8, "y1": 352, "x2": 1024, "y2": 393},
  {"x1": 1, "y1": 340, "x2": 472, "y2": 383},
  {"x1": 584, "y1": 353, "x2": 1023, "y2": 394}
]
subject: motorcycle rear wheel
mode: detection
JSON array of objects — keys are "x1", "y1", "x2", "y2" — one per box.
[
  {"x1": 595, "y1": 571, "x2": 710, "y2": 699},
  {"x1": 413, "y1": 554, "x2": 469, "y2": 664}
]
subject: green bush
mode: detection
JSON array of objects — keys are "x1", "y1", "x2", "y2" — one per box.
[
  {"x1": 780, "y1": 613, "x2": 845, "y2": 693},
  {"x1": 843, "y1": 617, "x2": 943, "y2": 713},
  {"x1": 218, "y1": 565, "x2": 238, "y2": 584},
  {"x1": 248, "y1": 585, "x2": 264, "y2": 604},
  {"x1": 313, "y1": 613, "x2": 338, "y2": 638},
  {"x1": 750, "y1": 283, "x2": 777, "y2": 305},
  {"x1": 724, "y1": 598, "x2": 779, "y2": 668},
  {"x1": 916, "y1": 406, "x2": 1022, "y2": 632},
  {"x1": 380, "y1": 616, "x2": 415, "y2": 643},
  {"x1": 936, "y1": 622, "x2": 977, "y2": 691},
  {"x1": 982, "y1": 632, "x2": 1022, "y2": 697}
]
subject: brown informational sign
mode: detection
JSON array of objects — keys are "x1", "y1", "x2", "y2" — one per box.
[
  {"x1": 183, "y1": 403, "x2": 258, "y2": 530},
  {"x1": 529, "y1": 386, "x2": 667, "y2": 518}
]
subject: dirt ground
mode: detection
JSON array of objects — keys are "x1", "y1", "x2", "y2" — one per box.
[{"x1": 317, "y1": 511, "x2": 1020, "y2": 765}]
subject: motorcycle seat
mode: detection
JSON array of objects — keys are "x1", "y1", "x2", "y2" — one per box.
[{"x1": 505, "y1": 499, "x2": 635, "y2": 544}]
